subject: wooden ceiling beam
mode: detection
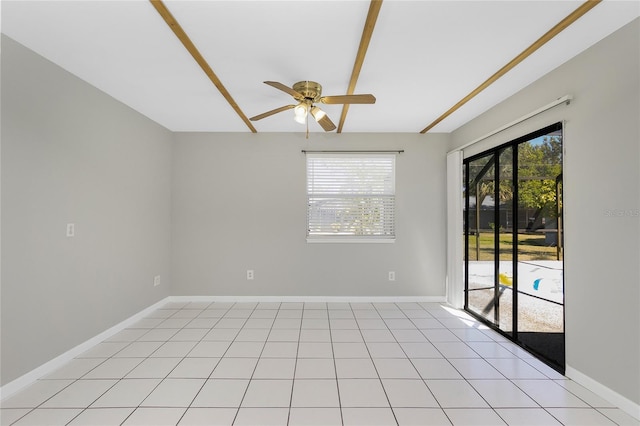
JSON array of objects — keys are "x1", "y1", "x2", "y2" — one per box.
[
  {"x1": 150, "y1": 0, "x2": 257, "y2": 133},
  {"x1": 419, "y1": 0, "x2": 601, "y2": 134},
  {"x1": 337, "y1": 0, "x2": 383, "y2": 133}
]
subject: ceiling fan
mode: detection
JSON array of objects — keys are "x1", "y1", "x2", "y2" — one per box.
[{"x1": 249, "y1": 81, "x2": 376, "y2": 131}]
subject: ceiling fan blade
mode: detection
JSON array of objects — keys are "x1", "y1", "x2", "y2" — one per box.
[
  {"x1": 316, "y1": 114, "x2": 337, "y2": 132},
  {"x1": 311, "y1": 106, "x2": 337, "y2": 131},
  {"x1": 315, "y1": 114, "x2": 336, "y2": 132},
  {"x1": 249, "y1": 105, "x2": 295, "y2": 121},
  {"x1": 264, "y1": 81, "x2": 305, "y2": 100},
  {"x1": 320, "y1": 94, "x2": 376, "y2": 104}
]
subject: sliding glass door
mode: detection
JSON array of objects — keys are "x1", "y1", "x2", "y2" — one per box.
[{"x1": 464, "y1": 123, "x2": 565, "y2": 372}]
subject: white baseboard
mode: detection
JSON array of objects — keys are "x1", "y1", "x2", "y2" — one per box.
[
  {"x1": 169, "y1": 295, "x2": 447, "y2": 303},
  {"x1": 0, "y1": 296, "x2": 171, "y2": 401},
  {"x1": 566, "y1": 365, "x2": 640, "y2": 420}
]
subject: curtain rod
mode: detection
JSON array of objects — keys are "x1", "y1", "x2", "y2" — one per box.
[
  {"x1": 449, "y1": 94, "x2": 572, "y2": 153},
  {"x1": 302, "y1": 150, "x2": 404, "y2": 154}
]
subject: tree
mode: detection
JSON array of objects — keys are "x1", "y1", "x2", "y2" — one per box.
[{"x1": 518, "y1": 136, "x2": 562, "y2": 226}]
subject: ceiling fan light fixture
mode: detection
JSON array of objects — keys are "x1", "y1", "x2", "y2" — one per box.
[
  {"x1": 294, "y1": 114, "x2": 306, "y2": 124},
  {"x1": 294, "y1": 102, "x2": 309, "y2": 124}
]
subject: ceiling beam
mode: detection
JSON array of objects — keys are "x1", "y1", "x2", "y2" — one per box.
[
  {"x1": 419, "y1": 0, "x2": 601, "y2": 134},
  {"x1": 337, "y1": 0, "x2": 383, "y2": 133},
  {"x1": 149, "y1": 0, "x2": 257, "y2": 133}
]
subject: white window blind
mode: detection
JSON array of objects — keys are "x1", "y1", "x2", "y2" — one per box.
[{"x1": 306, "y1": 154, "x2": 396, "y2": 241}]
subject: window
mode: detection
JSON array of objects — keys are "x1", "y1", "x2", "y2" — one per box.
[{"x1": 306, "y1": 153, "x2": 396, "y2": 242}]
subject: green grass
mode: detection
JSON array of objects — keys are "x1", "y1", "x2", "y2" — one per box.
[{"x1": 467, "y1": 232, "x2": 560, "y2": 261}]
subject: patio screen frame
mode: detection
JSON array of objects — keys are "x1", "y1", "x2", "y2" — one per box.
[{"x1": 463, "y1": 121, "x2": 565, "y2": 373}]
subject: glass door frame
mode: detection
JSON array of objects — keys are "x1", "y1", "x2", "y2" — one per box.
[{"x1": 463, "y1": 122, "x2": 565, "y2": 373}]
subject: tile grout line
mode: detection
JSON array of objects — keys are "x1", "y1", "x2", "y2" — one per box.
[
  {"x1": 117, "y1": 300, "x2": 228, "y2": 425},
  {"x1": 363, "y1": 302, "x2": 400, "y2": 426},
  {"x1": 62, "y1": 352, "x2": 148, "y2": 425},
  {"x1": 329, "y1": 303, "x2": 345, "y2": 426},
  {"x1": 207, "y1": 301, "x2": 262, "y2": 426},
  {"x1": 419, "y1": 308, "x2": 514, "y2": 424},
  {"x1": 172, "y1": 300, "x2": 228, "y2": 426},
  {"x1": 434, "y1": 307, "x2": 623, "y2": 423},
  {"x1": 424, "y1": 307, "x2": 580, "y2": 423},
  {"x1": 113, "y1": 300, "x2": 213, "y2": 426},
  {"x1": 284, "y1": 301, "x2": 301, "y2": 426},
  {"x1": 12, "y1": 323, "x2": 162, "y2": 426},
  {"x1": 394, "y1": 303, "x2": 453, "y2": 424},
  {"x1": 412, "y1": 305, "x2": 515, "y2": 423},
  {"x1": 67, "y1": 310, "x2": 175, "y2": 426}
]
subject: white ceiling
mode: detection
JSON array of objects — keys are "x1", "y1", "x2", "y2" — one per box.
[{"x1": 2, "y1": 1, "x2": 638, "y2": 133}]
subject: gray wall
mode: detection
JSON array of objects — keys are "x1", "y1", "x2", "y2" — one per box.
[
  {"x1": 1, "y1": 35, "x2": 173, "y2": 385},
  {"x1": 171, "y1": 132, "x2": 448, "y2": 297},
  {"x1": 450, "y1": 19, "x2": 640, "y2": 406}
]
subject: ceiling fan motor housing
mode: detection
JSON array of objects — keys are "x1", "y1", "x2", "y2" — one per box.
[{"x1": 293, "y1": 81, "x2": 322, "y2": 102}]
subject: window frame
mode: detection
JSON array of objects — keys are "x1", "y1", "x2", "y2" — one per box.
[{"x1": 305, "y1": 153, "x2": 397, "y2": 244}]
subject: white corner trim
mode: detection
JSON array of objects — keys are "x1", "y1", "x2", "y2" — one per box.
[
  {"x1": 0, "y1": 296, "x2": 171, "y2": 401},
  {"x1": 168, "y1": 295, "x2": 446, "y2": 304},
  {"x1": 446, "y1": 150, "x2": 464, "y2": 309},
  {"x1": 565, "y1": 365, "x2": 640, "y2": 420}
]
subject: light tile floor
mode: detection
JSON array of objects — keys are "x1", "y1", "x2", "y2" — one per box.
[{"x1": 2, "y1": 301, "x2": 638, "y2": 426}]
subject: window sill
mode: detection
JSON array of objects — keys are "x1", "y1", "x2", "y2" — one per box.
[{"x1": 306, "y1": 238, "x2": 396, "y2": 244}]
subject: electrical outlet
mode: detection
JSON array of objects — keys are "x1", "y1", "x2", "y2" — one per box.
[
  {"x1": 247, "y1": 270, "x2": 254, "y2": 280},
  {"x1": 66, "y1": 223, "x2": 75, "y2": 237},
  {"x1": 154, "y1": 275, "x2": 161, "y2": 287},
  {"x1": 388, "y1": 271, "x2": 396, "y2": 281}
]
